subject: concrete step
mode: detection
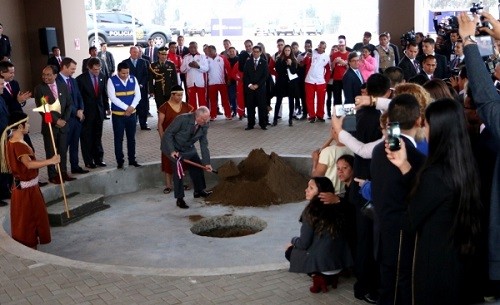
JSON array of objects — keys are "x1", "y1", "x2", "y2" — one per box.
[{"x1": 46, "y1": 193, "x2": 110, "y2": 227}]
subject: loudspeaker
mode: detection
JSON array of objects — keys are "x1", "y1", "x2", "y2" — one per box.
[{"x1": 39, "y1": 27, "x2": 58, "y2": 55}]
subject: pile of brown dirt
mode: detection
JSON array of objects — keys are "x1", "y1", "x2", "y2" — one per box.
[{"x1": 206, "y1": 149, "x2": 308, "y2": 207}]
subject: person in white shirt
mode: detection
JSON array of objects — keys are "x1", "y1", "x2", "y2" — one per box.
[
  {"x1": 304, "y1": 41, "x2": 331, "y2": 123},
  {"x1": 107, "y1": 62, "x2": 142, "y2": 169},
  {"x1": 180, "y1": 42, "x2": 209, "y2": 109},
  {"x1": 206, "y1": 45, "x2": 232, "y2": 120}
]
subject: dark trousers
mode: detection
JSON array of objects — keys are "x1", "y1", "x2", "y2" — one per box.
[
  {"x1": 81, "y1": 116, "x2": 104, "y2": 165},
  {"x1": 67, "y1": 117, "x2": 82, "y2": 170},
  {"x1": 274, "y1": 96, "x2": 294, "y2": 124},
  {"x1": 298, "y1": 80, "x2": 307, "y2": 116},
  {"x1": 170, "y1": 151, "x2": 206, "y2": 199},
  {"x1": 43, "y1": 126, "x2": 68, "y2": 179},
  {"x1": 333, "y1": 80, "x2": 343, "y2": 106},
  {"x1": 228, "y1": 82, "x2": 237, "y2": 114},
  {"x1": 136, "y1": 90, "x2": 149, "y2": 128},
  {"x1": 245, "y1": 89, "x2": 267, "y2": 128},
  {"x1": 0, "y1": 173, "x2": 11, "y2": 199},
  {"x1": 112, "y1": 113, "x2": 137, "y2": 165},
  {"x1": 180, "y1": 73, "x2": 189, "y2": 101},
  {"x1": 326, "y1": 83, "x2": 334, "y2": 117}
]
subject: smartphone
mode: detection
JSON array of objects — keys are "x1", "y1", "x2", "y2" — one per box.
[
  {"x1": 387, "y1": 122, "x2": 401, "y2": 151},
  {"x1": 334, "y1": 104, "x2": 355, "y2": 116},
  {"x1": 476, "y1": 35, "x2": 495, "y2": 58}
]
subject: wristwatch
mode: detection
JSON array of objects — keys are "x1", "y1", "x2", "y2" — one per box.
[{"x1": 463, "y1": 35, "x2": 477, "y2": 44}]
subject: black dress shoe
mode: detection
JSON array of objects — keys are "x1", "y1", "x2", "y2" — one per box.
[
  {"x1": 316, "y1": 118, "x2": 325, "y2": 122},
  {"x1": 86, "y1": 163, "x2": 97, "y2": 169},
  {"x1": 129, "y1": 161, "x2": 141, "y2": 167},
  {"x1": 244, "y1": 126, "x2": 254, "y2": 130},
  {"x1": 0, "y1": 200, "x2": 7, "y2": 207},
  {"x1": 72, "y1": 167, "x2": 90, "y2": 174},
  {"x1": 38, "y1": 181, "x2": 49, "y2": 187},
  {"x1": 193, "y1": 190, "x2": 212, "y2": 198},
  {"x1": 176, "y1": 198, "x2": 189, "y2": 209},
  {"x1": 355, "y1": 293, "x2": 378, "y2": 304},
  {"x1": 95, "y1": 161, "x2": 107, "y2": 167},
  {"x1": 261, "y1": 126, "x2": 267, "y2": 130},
  {"x1": 141, "y1": 126, "x2": 152, "y2": 130},
  {"x1": 62, "y1": 172, "x2": 76, "y2": 181},
  {"x1": 272, "y1": 121, "x2": 278, "y2": 126},
  {"x1": 117, "y1": 163, "x2": 124, "y2": 169},
  {"x1": 49, "y1": 177, "x2": 62, "y2": 184}
]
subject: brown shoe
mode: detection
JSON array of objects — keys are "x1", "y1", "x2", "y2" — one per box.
[
  {"x1": 49, "y1": 176, "x2": 62, "y2": 184},
  {"x1": 61, "y1": 172, "x2": 76, "y2": 181}
]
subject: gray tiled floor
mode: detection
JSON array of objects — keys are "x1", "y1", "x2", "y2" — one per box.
[{"x1": 0, "y1": 100, "x2": 367, "y2": 304}]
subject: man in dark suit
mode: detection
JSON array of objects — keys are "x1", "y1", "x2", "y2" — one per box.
[
  {"x1": 371, "y1": 94, "x2": 426, "y2": 305},
  {"x1": 449, "y1": 40, "x2": 465, "y2": 74},
  {"x1": 97, "y1": 43, "x2": 115, "y2": 79},
  {"x1": 0, "y1": 75, "x2": 10, "y2": 206},
  {"x1": 176, "y1": 35, "x2": 190, "y2": 100},
  {"x1": 121, "y1": 46, "x2": 150, "y2": 130},
  {"x1": 416, "y1": 37, "x2": 449, "y2": 79},
  {"x1": 144, "y1": 38, "x2": 158, "y2": 63},
  {"x1": 161, "y1": 106, "x2": 213, "y2": 209},
  {"x1": 243, "y1": 45, "x2": 269, "y2": 130},
  {"x1": 350, "y1": 73, "x2": 391, "y2": 304},
  {"x1": 47, "y1": 46, "x2": 64, "y2": 73},
  {"x1": 76, "y1": 57, "x2": 108, "y2": 169},
  {"x1": 342, "y1": 52, "x2": 363, "y2": 104},
  {"x1": 409, "y1": 55, "x2": 437, "y2": 86},
  {"x1": 398, "y1": 42, "x2": 420, "y2": 81},
  {"x1": 57, "y1": 57, "x2": 88, "y2": 175},
  {"x1": 34, "y1": 65, "x2": 74, "y2": 184},
  {"x1": 0, "y1": 61, "x2": 33, "y2": 149}
]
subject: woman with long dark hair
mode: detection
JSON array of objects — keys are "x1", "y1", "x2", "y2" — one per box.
[
  {"x1": 273, "y1": 44, "x2": 299, "y2": 126},
  {"x1": 286, "y1": 176, "x2": 353, "y2": 293},
  {"x1": 386, "y1": 98, "x2": 482, "y2": 305}
]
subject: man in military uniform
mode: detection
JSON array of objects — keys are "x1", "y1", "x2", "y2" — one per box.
[{"x1": 149, "y1": 47, "x2": 178, "y2": 110}]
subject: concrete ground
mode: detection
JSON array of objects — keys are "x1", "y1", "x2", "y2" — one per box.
[{"x1": 0, "y1": 100, "x2": 373, "y2": 305}]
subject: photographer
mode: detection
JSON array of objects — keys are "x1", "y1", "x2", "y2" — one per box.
[{"x1": 459, "y1": 11, "x2": 500, "y2": 299}]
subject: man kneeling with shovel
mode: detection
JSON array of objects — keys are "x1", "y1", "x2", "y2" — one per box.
[{"x1": 161, "y1": 106, "x2": 213, "y2": 209}]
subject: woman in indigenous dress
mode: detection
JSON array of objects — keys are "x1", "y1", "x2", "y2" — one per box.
[
  {"x1": 157, "y1": 85, "x2": 194, "y2": 194},
  {"x1": 0, "y1": 112, "x2": 59, "y2": 249}
]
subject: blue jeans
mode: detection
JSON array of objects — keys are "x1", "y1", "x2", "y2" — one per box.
[{"x1": 112, "y1": 113, "x2": 137, "y2": 165}]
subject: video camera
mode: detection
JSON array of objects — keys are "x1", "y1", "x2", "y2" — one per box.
[{"x1": 400, "y1": 30, "x2": 416, "y2": 49}]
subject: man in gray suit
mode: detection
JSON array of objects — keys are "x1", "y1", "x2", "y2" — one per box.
[{"x1": 161, "y1": 106, "x2": 212, "y2": 208}]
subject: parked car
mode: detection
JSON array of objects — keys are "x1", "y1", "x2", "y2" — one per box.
[
  {"x1": 254, "y1": 23, "x2": 276, "y2": 36},
  {"x1": 302, "y1": 19, "x2": 324, "y2": 35},
  {"x1": 276, "y1": 23, "x2": 301, "y2": 36},
  {"x1": 183, "y1": 23, "x2": 210, "y2": 36},
  {"x1": 86, "y1": 11, "x2": 172, "y2": 48}
]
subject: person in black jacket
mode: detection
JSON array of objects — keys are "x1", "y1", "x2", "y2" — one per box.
[{"x1": 273, "y1": 45, "x2": 299, "y2": 126}]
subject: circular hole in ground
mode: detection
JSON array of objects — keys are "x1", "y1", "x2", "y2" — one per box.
[{"x1": 190, "y1": 215, "x2": 267, "y2": 238}]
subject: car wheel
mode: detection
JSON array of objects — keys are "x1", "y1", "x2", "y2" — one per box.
[
  {"x1": 150, "y1": 33, "x2": 167, "y2": 48},
  {"x1": 200, "y1": 30, "x2": 206, "y2": 37},
  {"x1": 88, "y1": 35, "x2": 106, "y2": 47}
]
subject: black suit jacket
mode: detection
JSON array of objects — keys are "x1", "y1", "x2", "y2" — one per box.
[
  {"x1": 243, "y1": 57, "x2": 268, "y2": 92},
  {"x1": 97, "y1": 51, "x2": 116, "y2": 77},
  {"x1": 371, "y1": 136, "x2": 426, "y2": 263},
  {"x1": 409, "y1": 71, "x2": 431, "y2": 86},
  {"x1": 144, "y1": 46, "x2": 159, "y2": 62},
  {"x1": 33, "y1": 80, "x2": 72, "y2": 133},
  {"x1": 398, "y1": 56, "x2": 419, "y2": 81},
  {"x1": 342, "y1": 68, "x2": 362, "y2": 104},
  {"x1": 1, "y1": 80, "x2": 23, "y2": 113},
  {"x1": 56, "y1": 74, "x2": 84, "y2": 117},
  {"x1": 47, "y1": 56, "x2": 64, "y2": 73},
  {"x1": 76, "y1": 71, "x2": 109, "y2": 121},
  {"x1": 417, "y1": 53, "x2": 449, "y2": 79},
  {"x1": 175, "y1": 46, "x2": 189, "y2": 57}
]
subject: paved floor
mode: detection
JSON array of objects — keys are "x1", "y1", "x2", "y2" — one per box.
[{"x1": 0, "y1": 101, "x2": 373, "y2": 304}]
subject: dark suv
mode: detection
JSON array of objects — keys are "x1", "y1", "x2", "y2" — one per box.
[{"x1": 87, "y1": 11, "x2": 172, "y2": 48}]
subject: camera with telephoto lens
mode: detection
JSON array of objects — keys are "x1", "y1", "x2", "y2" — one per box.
[
  {"x1": 400, "y1": 30, "x2": 416, "y2": 49},
  {"x1": 470, "y1": 2, "x2": 490, "y2": 34}
]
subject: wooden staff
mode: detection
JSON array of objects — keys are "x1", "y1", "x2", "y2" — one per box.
[{"x1": 44, "y1": 104, "x2": 70, "y2": 218}]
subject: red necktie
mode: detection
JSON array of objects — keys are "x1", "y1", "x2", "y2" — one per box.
[{"x1": 93, "y1": 75, "x2": 99, "y2": 96}]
